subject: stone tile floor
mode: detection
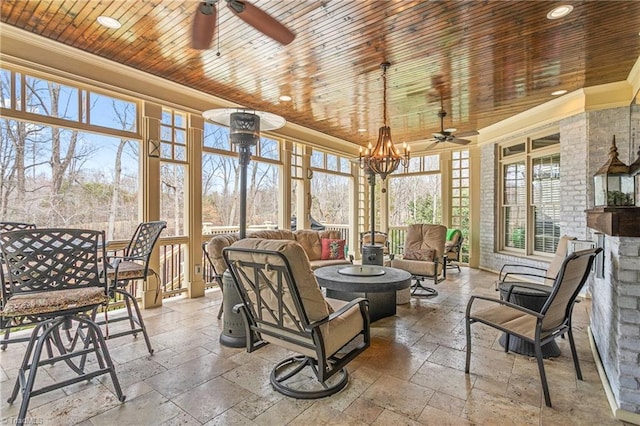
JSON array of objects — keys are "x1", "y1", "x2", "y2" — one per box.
[{"x1": 0, "y1": 267, "x2": 625, "y2": 425}]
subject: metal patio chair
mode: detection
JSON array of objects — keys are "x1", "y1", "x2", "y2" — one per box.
[
  {"x1": 101, "y1": 221, "x2": 166, "y2": 354},
  {"x1": 465, "y1": 247, "x2": 601, "y2": 407},
  {"x1": 223, "y1": 238, "x2": 370, "y2": 399},
  {"x1": 0, "y1": 228, "x2": 125, "y2": 422}
]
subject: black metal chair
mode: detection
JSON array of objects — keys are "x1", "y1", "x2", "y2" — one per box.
[
  {"x1": 101, "y1": 221, "x2": 166, "y2": 354},
  {"x1": 1, "y1": 221, "x2": 37, "y2": 350},
  {"x1": 465, "y1": 247, "x2": 601, "y2": 407},
  {"x1": 0, "y1": 228, "x2": 125, "y2": 422},
  {"x1": 224, "y1": 238, "x2": 370, "y2": 399}
]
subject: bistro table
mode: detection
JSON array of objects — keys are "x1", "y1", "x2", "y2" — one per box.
[{"x1": 314, "y1": 265, "x2": 411, "y2": 322}]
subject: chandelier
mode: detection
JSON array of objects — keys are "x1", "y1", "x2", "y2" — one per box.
[{"x1": 359, "y1": 62, "x2": 410, "y2": 180}]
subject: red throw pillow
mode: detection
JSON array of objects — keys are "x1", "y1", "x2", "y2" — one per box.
[
  {"x1": 321, "y1": 238, "x2": 346, "y2": 260},
  {"x1": 404, "y1": 248, "x2": 435, "y2": 261}
]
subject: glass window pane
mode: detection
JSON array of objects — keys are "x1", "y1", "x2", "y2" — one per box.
[
  {"x1": 326, "y1": 154, "x2": 338, "y2": 171},
  {"x1": 503, "y1": 143, "x2": 525, "y2": 157},
  {"x1": 340, "y1": 157, "x2": 350, "y2": 173},
  {"x1": 1, "y1": 69, "x2": 11, "y2": 108},
  {"x1": 89, "y1": 93, "x2": 137, "y2": 132},
  {"x1": 161, "y1": 163, "x2": 186, "y2": 236},
  {"x1": 161, "y1": 110, "x2": 172, "y2": 125},
  {"x1": 504, "y1": 206, "x2": 526, "y2": 249},
  {"x1": 203, "y1": 122, "x2": 231, "y2": 150},
  {"x1": 259, "y1": 137, "x2": 279, "y2": 160},
  {"x1": 174, "y1": 112, "x2": 186, "y2": 128},
  {"x1": 310, "y1": 171, "x2": 350, "y2": 224},
  {"x1": 174, "y1": 129, "x2": 186, "y2": 145},
  {"x1": 201, "y1": 152, "x2": 279, "y2": 231},
  {"x1": 389, "y1": 174, "x2": 442, "y2": 226},
  {"x1": 0, "y1": 120, "x2": 140, "y2": 240},
  {"x1": 25, "y1": 76, "x2": 79, "y2": 121},
  {"x1": 532, "y1": 133, "x2": 560, "y2": 150},
  {"x1": 311, "y1": 150, "x2": 324, "y2": 168}
]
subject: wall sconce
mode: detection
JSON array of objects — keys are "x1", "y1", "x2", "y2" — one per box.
[{"x1": 148, "y1": 139, "x2": 160, "y2": 158}]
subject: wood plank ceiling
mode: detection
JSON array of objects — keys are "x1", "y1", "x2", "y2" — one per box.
[{"x1": 1, "y1": 0, "x2": 640, "y2": 148}]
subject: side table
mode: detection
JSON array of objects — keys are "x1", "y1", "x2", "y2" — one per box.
[{"x1": 498, "y1": 281, "x2": 561, "y2": 358}]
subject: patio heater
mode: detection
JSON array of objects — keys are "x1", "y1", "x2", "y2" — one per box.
[
  {"x1": 359, "y1": 62, "x2": 410, "y2": 265},
  {"x1": 203, "y1": 108, "x2": 285, "y2": 347}
]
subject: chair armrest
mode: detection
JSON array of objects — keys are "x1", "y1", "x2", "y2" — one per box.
[
  {"x1": 466, "y1": 295, "x2": 544, "y2": 319},
  {"x1": 498, "y1": 263, "x2": 547, "y2": 281},
  {"x1": 502, "y1": 271, "x2": 554, "y2": 283},
  {"x1": 306, "y1": 297, "x2": 369, "y2": 331}
]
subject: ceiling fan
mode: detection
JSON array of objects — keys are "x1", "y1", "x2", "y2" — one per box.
[
  {"x1": 425, "y1": 104, "x2": 478, "y2": 150},
  {"x1": 191, "y1": 0, "x2": 296, "y2": 49}
]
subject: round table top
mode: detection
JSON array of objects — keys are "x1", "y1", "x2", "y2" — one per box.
[{"x1": 314, "y1": 264, "x2": 412, "y2": 293}]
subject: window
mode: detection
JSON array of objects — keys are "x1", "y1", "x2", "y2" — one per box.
[
  {"x1": 451, "y1": 150, "x2": 470, "y2": 262},
  {"x1": 0, "y1": 67, "x2": 140, "y2": 240},
  {"x1": 201, "y1": 122, "x2": 281, "y2": 233},
  {"x1": 499, "y1": 132, "x2": 560, "y2": 254}
]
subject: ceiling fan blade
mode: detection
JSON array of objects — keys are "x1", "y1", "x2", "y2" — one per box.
[
  {"x1": 191, "y1": 2, "x2": 217, "y2": 50},
  {"x1": 456, "y1": 130, "x2": 479, "y2": 138},
  {"x1": 449, "y1": 138, "x2": 471, "y2": 145},
  {"x1": 227, "y1": 0, "x2": 295, "y2": 45},
  {"x1": 425, "y1": 142, "x2": 439, "y2": 151}
]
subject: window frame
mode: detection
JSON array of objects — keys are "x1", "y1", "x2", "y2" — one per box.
[{"x1": 498, "y1": 129, "x2": 561, "y2": 256}]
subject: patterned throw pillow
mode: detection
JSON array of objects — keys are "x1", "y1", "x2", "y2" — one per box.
[
  {"x1": 321, "y1": 238, "x2": 346, "y2": 260},
  {"x1": 403, "y1": 248, "x2": 435, "y2": 261}
]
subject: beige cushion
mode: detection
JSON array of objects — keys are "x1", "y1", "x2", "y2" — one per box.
[
  {"x1": 546, "y1": 235, "x2": 577, "y2": 283},
  {"x1": 309, "y1": 259, "x2": 351, "y2": 270},
  {"x1": 403, "y1": 224, "x2": 447, "y2": 258},
  {"x1": 391, "y1": 258, "x2": 438, "y2": 276},
  {"x1": 294, "y1": 230, "x2": 342, "y2": 261},
  {"x1": 228, "y1": 239, "x2": 332, "y2": 323},
  {"x1": 2, "y1": 287, "x2": 108, "y2": 317},
  {"x1": 226, "y1": 238, "x2": 365, "y2": 360},
  {"x1": 247, "y1": 229, "x2": 295, "y2": 241},
  {"x1": 404, "y1": 248, "x2": 435, "y2": 261},
  {"x1": 206, "y1": 233, "x2": 240, "y2": 276}
]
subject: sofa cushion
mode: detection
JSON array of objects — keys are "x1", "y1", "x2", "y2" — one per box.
[
  {"x1": 247, "y1": 229, "x2": 295, "y2": 241},
  {"x1": 206, "y1": 233, "x2": 240, "y2": 276},
  {"x1": 293, "y1": 229, "x2": 343, "y2": 261},
  {"x1": 309, "y1": 259, "x2": 351, "y2": 270},
  {"x1": 321, "y1": 238, "x2": 346, "y2": 260}
]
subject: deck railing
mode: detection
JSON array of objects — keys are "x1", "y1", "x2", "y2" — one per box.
[{"x1": 108, "y1": 224, "x2": 353, "y2": 304}]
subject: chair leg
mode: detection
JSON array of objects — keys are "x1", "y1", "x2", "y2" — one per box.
[
  {"x1": 534, "y1": 340, "x2": 552, "y2": 407},
  {"x1": 108, "y1": 287, "x2": 154, "y2": 355},
  {"x1": 411, "y1": 278, "x2": 438, "y2": 298},
  {"x1": 217, "y1": 303, "x2": 223, "y2": 320},
  {"x1": 465, "y1": 318, "x2": 472, "y2": 374},
  {"x1": 567, "y1": 327, "x2": 583, "y2": 380}
]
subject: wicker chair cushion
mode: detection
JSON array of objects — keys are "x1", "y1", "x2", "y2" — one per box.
[{"x1": 2, "y1": 287, "x2": 107, "y2": 317}]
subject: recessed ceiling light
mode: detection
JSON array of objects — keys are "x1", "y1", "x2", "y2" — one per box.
[
  {"x1": 547, "y1": 5, "x2": 573, "y2": 20},
  {"x1": 279, "y1": 95, "x2": 292, "y2": 102},
  {"x1": 358, "y1": 128, "x2": 367, "y2": 132},
  {"x1": 97, "y1": 16, "x2": 121, "y2": 29},
  {"x1": 551, "y1": 89, "x2": 568, "y2": 96}
]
